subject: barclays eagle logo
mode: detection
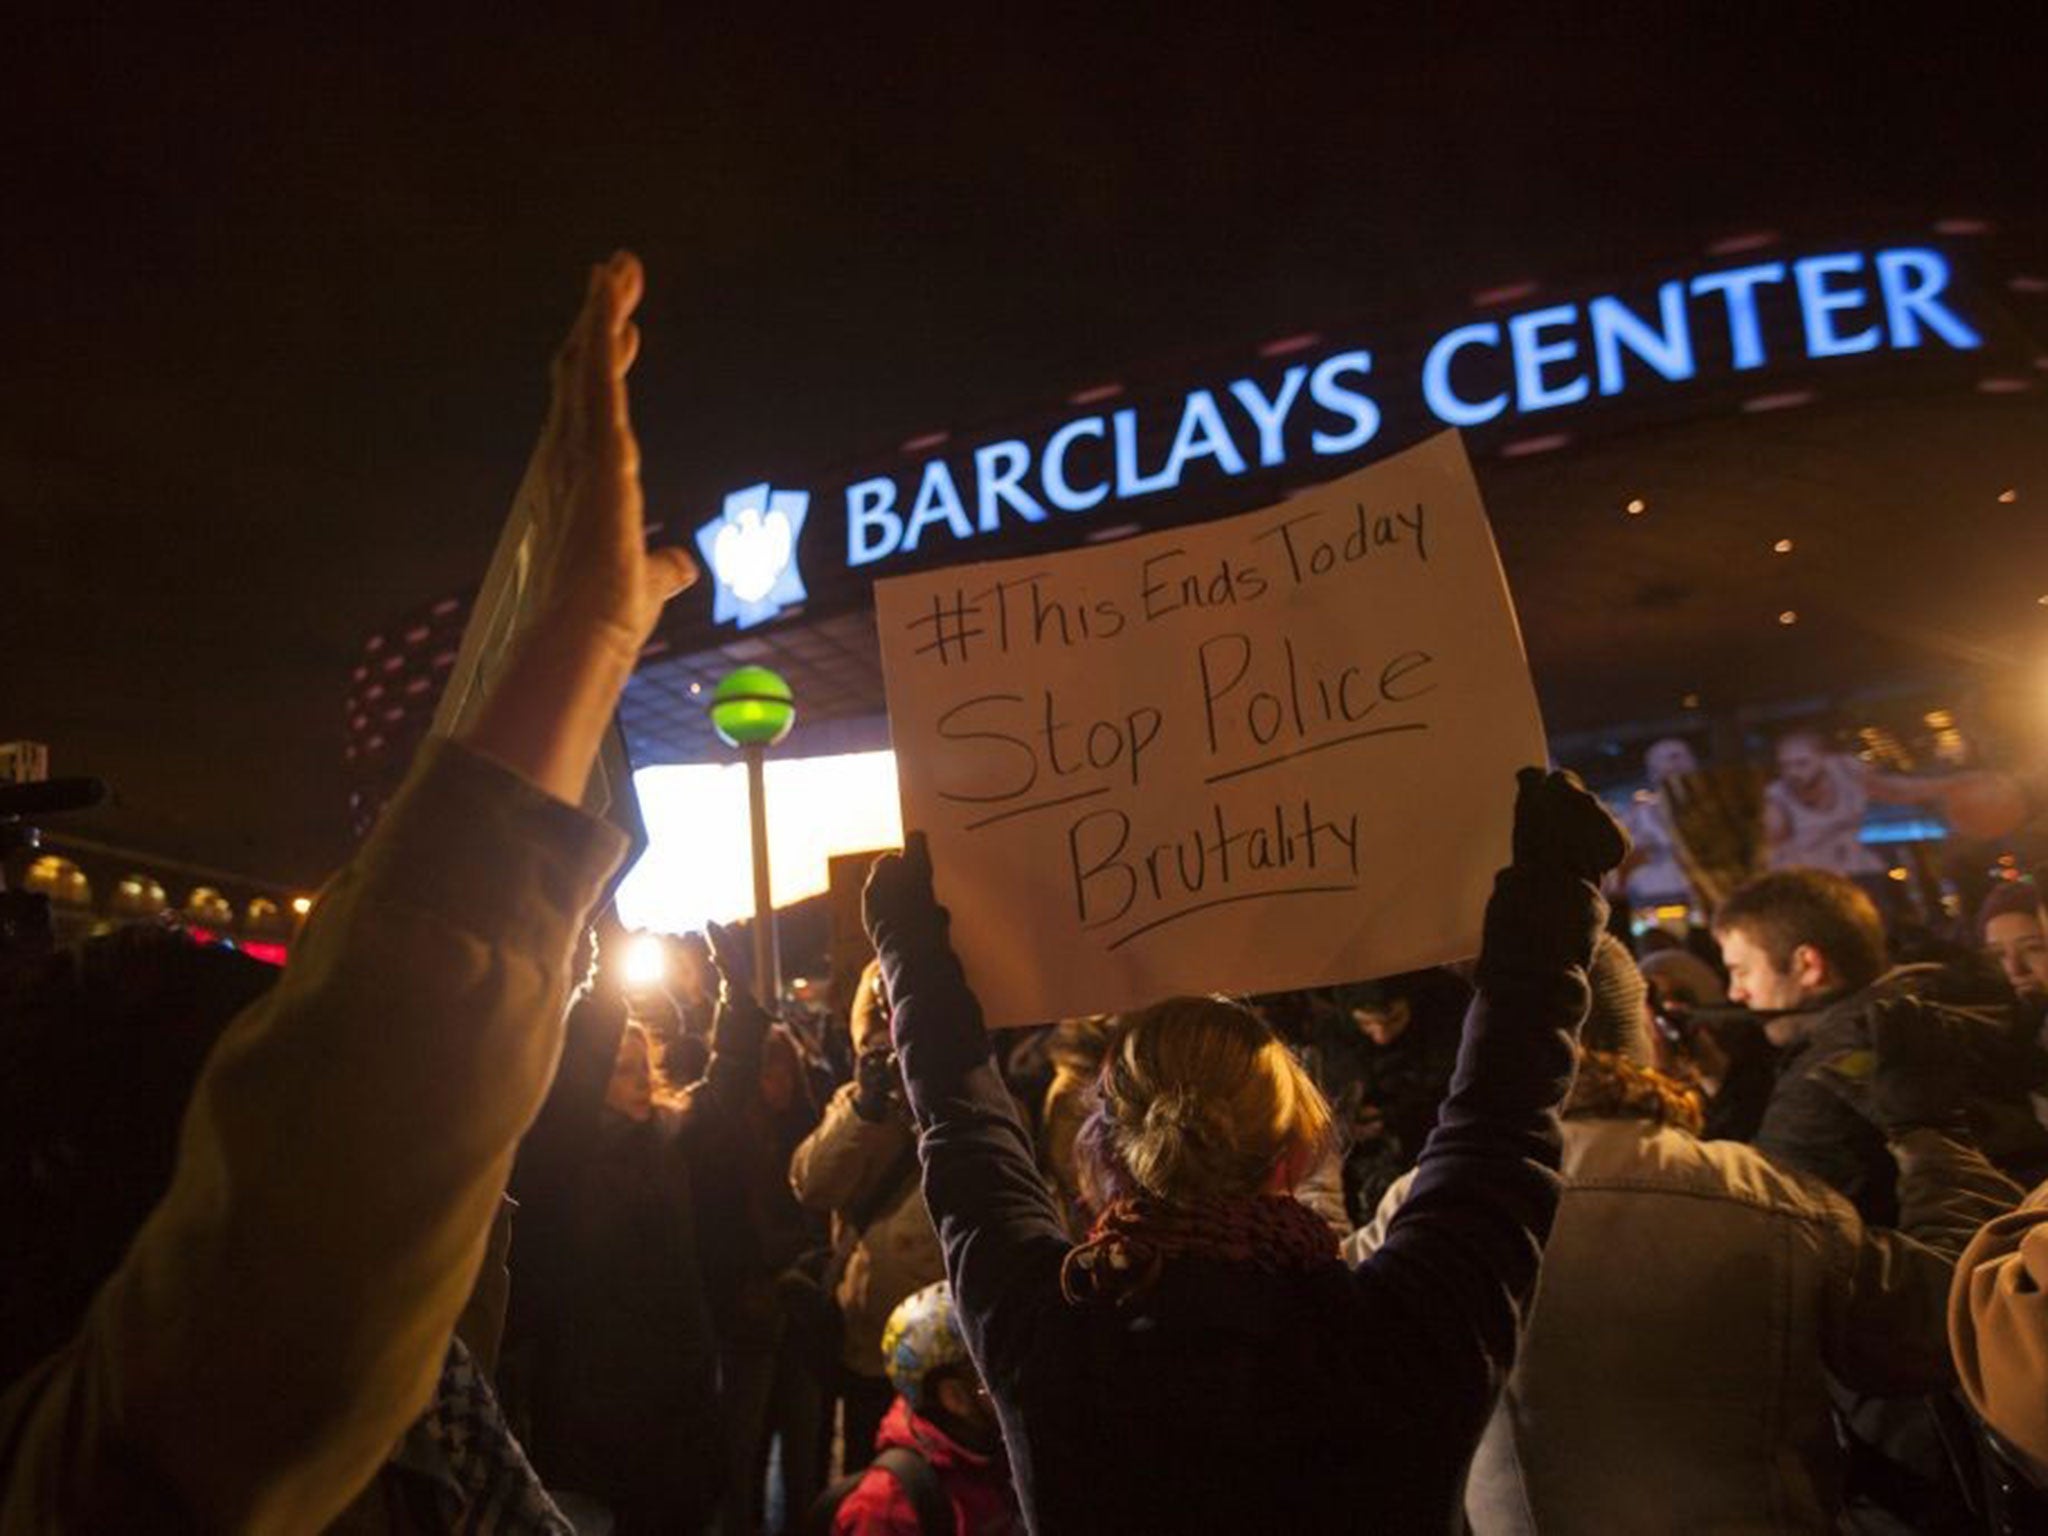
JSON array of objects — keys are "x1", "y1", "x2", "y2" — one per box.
[{"x1": 695, "y1": 483, "x2": 809, "y2": 629}]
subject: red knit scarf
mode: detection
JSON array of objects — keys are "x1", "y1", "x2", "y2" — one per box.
[{"x1": 1060, "y1": 1193, "x2": 1341, "y2": 1305}]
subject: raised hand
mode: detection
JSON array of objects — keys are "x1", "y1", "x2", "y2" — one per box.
[
  {"x1": 1509, "y1": 767, "x2": 1631, "y2": 885},
  {"x1": 459, "y1": 254, "x2": 698, "y2": 805},
  {"x1": 1475, "y1": 769, "x2": 1623, "y2": 994},
  {"x1": 704, "y1": 918, "x2": 753, "y2": 1002},
  {"x1": 863, "y1": 831, "x2": 947, "y2": 955},
  {"x1": 517, "y1": 252, "x2": 698, "y2": 656}
]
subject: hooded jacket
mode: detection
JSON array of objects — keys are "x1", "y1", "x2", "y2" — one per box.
[
  {"x1": 833, "y1": 1395, "x2": 1020, "y2": 1535},
  {"x1": 790, "y1": 1084, "x2": 946, "y2": 1376},
  {"x1": 1951, "y1": 1178, "x2": 2048, "y2": 1484}
]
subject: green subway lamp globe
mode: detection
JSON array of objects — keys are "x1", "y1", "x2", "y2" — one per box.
[{"x1": 709, "y1": 665, "x2": 796, "y2": 748}]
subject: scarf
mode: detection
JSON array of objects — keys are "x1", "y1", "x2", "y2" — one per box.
[
  {"x1": 1060, "y1": 1192, "x2": 1340, "y2": 1305},
  {"x1": 417, "y1": 1336, "x2": 575, "y2": 1535}
]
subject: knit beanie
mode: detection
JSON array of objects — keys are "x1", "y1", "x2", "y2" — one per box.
[{"x1": 1584, "y1": 934, "x2": 1654, "y2": 1066}]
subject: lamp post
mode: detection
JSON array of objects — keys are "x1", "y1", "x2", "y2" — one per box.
[{"x1": 709, "y1": 665, "x2": 796, "y2": 1006}]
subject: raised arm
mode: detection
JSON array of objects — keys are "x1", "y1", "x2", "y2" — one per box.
[
  {"x1": 863, "y1": 835, "x2": 1069, "y2": 1372},
  {"x1": 1352, "y1": 770, "x2": 1625, "y2": 1419},
  {"x1": 0, "y1": 253, "x2": 697, "y2": 1534},
  {"x1": 691, "y1": 919, "x2": 773, "y2": 1105}
]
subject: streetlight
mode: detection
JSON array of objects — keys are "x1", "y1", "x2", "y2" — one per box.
[{"x1": 709, "y1": 665, "x2": 796, "y2": 1006}]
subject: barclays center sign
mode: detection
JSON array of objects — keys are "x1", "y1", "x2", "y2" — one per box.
[{"x1": 697, "y1": 244, "x2": 1985, "y2": 628}]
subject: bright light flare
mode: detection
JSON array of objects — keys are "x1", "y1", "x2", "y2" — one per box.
[
  {"x1": 616, "y1": 749, "x2": 906, "y2": 933},
  {"x1": 622, "y1": 932, "x2": 669, "y2": 991}
]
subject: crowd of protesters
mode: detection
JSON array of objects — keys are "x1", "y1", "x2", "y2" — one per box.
[{"x1": 7, "y1": 255, "x2": 2048, "y2": 1535}]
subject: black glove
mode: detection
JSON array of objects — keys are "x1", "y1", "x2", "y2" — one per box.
[
  {"x1": 853, "y1": 1046, "x2": 903, "y2": 1122},
  {"x1": 1509, "y1": 767, "x2": 1631, "y2": 884},
  {"x1": 1474, "y1": 769, "x2": 1626, "y2": 992},
  {"x1": 704, "y1": 918, "x2": 754, "y2": 1005},
  {"x1": 863, "y1": 831, "x2": 948, "y2": 958},
  {"x1": 1814, "y1": 995, "x2": 1971, "y2": 1135}
]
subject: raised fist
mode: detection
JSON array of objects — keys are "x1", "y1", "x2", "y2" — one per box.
[
  {"x1": 863, "y1": 831, "x2": 947, "y2": 956},
  {"x1": 1510, "y1": 767, "x2": 1631, "y2": 885},
  {"x1": 704, "y1": 918, "x2": 752, "y2": 1001}
]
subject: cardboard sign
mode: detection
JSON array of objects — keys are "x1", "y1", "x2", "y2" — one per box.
[{"x1": 875, "y1": 431, "x2": 1544, "y2": 1027}]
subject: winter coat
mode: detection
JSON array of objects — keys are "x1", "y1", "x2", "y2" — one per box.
[
  {"x1": 680, "y1": 1010, "x2": 820, "y2": 1354},
  {"x1": 1952, "y1": 1177, "x2": 2048, "y2": 1483},
  {"x1": 1756, "y1": 964, "x2": 2048, "y2": 1225},
  {"x1": 832, "y1": 1396, "x2": 1021, "y2": 1535},
  {"x1": 511, "y1": 982, "x2": 793, "y2": 1527},
  {"x1": 0, "y1": 740, "x2": 625, "y2": 1533},
  {"x1": 789, "y1": 1083, "x2": 944, "y2": 1377},
  {"x1": 869, "y1": 864, "x2": 1607, "y2": 1535},
  {"x1": 1356, "y1": 1114, "x2": 2018, "y2": 1533}
]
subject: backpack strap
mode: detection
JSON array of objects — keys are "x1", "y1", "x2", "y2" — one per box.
[{"x1": 872, "y1": 1445, "x2": 951, "y2": 1536}]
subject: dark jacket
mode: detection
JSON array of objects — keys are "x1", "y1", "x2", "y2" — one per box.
[
  {"x1": 676, "y1": 999, "x2": 818, "y2": 1353},
  {"x1": 509, "y1": 987, "x2": 790, "y2": 1531},
  {"x1": 871, "y1": 866, "x2": 1603, "y2": 1535},
  {"x1": 1756, "y1": 964, "x2": 2048, "y2": 1225}
]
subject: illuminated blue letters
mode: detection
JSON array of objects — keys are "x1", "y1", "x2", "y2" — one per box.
[
  {"x1": 1307, "y1": 351, "x2": 1381, "y2": 454},
  {"x1": 1794, "y1": 253, "x2": 1880, "y2": 357},
  {"x1": 1158, "y1": 388, "x2": 1248, "y2": 485},
  {"x1": 1227, "y1": 366, "x2": 1309, "y2": 466},
  {"x1": 1590, "y1": 281, "x2": 1696, "y2": 395},
  {"x1": 902, "y1": 460, "x2": 973, "y2": 552},
  {"x1": 1041, "y1": 417, "x2": 1109, "y2": 511},
  {"x1": 1689, "y1": 263, "x2": 1785, "y2": 369},
  {"x1": 1422, "y1": 323, "x2": 1507, "y2": 426},
  {"x1": 974, "y1": 439, "x2": 1048, "y2": 532},
  {"x1": 798, "y1": 241, "x2": 1990, "y2": 602},
  {"x1": 1112, "y1": 408, "x2": 1178, "y2": 498},
  {"x1": 1875, "y1": 248, "x2": 1981, "y2": 350},
  {"x1": 1508, "y1": 306, "x2": 1591, "y2": 412},
  {"x1": 846, "y1": 476, "x2": 901, "y2": 566}
]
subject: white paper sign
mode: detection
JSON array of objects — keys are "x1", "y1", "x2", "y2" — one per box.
[{"x1": 875, "y1": 431, "x2": 1545, "y2": 1027}]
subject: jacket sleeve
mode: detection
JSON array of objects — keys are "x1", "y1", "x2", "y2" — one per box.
[
  {"x1": 831, "y1": 1466, "x2": 927, "y2": 1536},
  {"x1": 696, "y1": 981, "x2": 772, "y2": 1107},
  {"x1": 874, "y1": 915, "x2": 1069, "y2": 1387},
  {"x1": 1342, "y1": 1167, "x2": 1419, "y2": 1267},
  {"x1": 790, "y1": 1082, "x2": 917, "y2": 1215},
  {"x1": 1822, "y1": 1128, "x2": 2022, "y2": 1394},
  {"x1": 1348, "y1": 865, "x2": 1598, "y2": 1432},
  {"x1": 1951, "y1": 1178, "x2": 2048, "y2": 1474},
  {"x1": 0, "y1": 739, "x2": 624, "y2": 1535}
]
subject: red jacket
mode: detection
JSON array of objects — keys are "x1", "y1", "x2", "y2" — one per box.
[{"x1": 833, "y1": 1396, "x2": 1020, "y2": 1536}]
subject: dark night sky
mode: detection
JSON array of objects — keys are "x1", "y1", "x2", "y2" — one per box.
[{"x1": 4, "y1": 8, "x2": 2046, "y2": 886}]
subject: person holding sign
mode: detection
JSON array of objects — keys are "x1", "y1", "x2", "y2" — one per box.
[
  {"x1": 0, "y1": 252, "x2": 697, "y2": 1531},
  {"x1": 863, "y1": 769, "x2": 1628, "y2": 1534}
]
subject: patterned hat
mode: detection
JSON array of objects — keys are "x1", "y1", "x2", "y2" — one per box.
[{"x1": 881, "y1": 1281, "x2": 972, "y2": 1411}]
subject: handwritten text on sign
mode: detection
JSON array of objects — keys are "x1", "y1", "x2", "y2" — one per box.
[{"x1": 875, "y1": 431, "x2": 1545, "y2": 1027}]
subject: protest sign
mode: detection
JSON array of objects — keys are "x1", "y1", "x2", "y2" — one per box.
[{"x1": 874, "y1": 430, "x2": 1544, "y2": 1027}]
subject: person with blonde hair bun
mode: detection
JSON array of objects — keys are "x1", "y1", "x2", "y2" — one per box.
[
  {"x1": 862, "y1": 769, "x2": 1630, "y2": 1534},
  {"x1": 1078, "y1": 996, "x2": 1331, "y2": 1206}
]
